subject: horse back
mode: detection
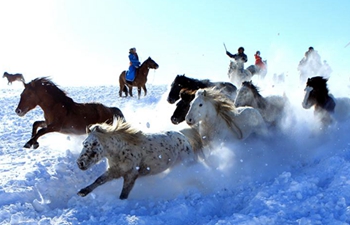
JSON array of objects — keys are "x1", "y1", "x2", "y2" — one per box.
[
  {"x1": 136, "y1": 131, "x2": 193, "y2": 175},
  {"x1": 60, "y1": 103, "x2": 124, "y2": 133}
]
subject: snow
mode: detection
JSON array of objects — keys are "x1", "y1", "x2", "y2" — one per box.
[{"x1": 1, "y1": 74, "x2": 350, "y2": 225}]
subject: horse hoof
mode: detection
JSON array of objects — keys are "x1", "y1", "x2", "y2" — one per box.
[
  {"x1": 33, "y1": 142, "x2": 39, "y2": 149},
  {"x1": 77, "y1": 192, "x2": 87, "y2": 197},
  {"x1": 77, "y1": 188, "x2": 90, "y2": 197},
  {"x1": 23, "y1": 143, "x2": 31, "y2": 148}
]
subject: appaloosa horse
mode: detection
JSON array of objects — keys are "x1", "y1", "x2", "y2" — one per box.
[
  {"x1": 15, "y1": 77, "x2": 125, "y2": 149},
  {"x1": 119, "y1": 57, "x2": 159, "y2": 99},
  {"x1": 77, "y1": 118, "x2": 203, "y2": 199}
]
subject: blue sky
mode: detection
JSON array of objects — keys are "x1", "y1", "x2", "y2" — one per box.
[{"x1": 0, "y1": 0, "x2": 349, "y2": 87}]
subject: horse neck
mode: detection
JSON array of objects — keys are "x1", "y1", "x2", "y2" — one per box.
[
  {"x1": 253, "y1": 94, "x2": 268, "y2": 109},
  {"x1": 35, "y1": 87, "x2": 73, "y2": 114},
  {"x1": 185, "y1": 78, "x2": 207, "y2": 90},
  {"x1": 138, "y1": 63, "x2": 150, "y2": 76},
  {"x1": 198, "y1": 104, "x2": 232, "y2": 140},
  {"x1": 97, "y1": 134, "x2": 124, "y2": 158}
]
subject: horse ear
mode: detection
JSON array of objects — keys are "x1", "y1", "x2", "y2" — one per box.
[{"x1": 86, "y1": 124, "x2": 93, "y2": 133}]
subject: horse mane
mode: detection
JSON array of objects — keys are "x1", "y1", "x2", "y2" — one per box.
[
  {"x1": 140, "y1": 57, "x2": 151, "y2": 67},
  {"x1": 28, "y1": 77, "x2": 74, "y2": 107},
  {"x1": 180, "y1": 88, "x2": 197, "y2": 102},
  {"x1": 176, "y1": 74, "x2": 211, "y2": 90},
  {"x1": 241, "y1": 81, "x2": 268, "y2": 109},
  {"x1": 200, "y1": 88, "x2": 239, "y2": 127},
  {"x1": 90, "y1": 118, "x2": 144, "y2": 145}
]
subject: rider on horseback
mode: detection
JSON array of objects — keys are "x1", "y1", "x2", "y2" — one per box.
[
  {"x1": 226, "y1": 47, "x2": 248, "y2": 73},
  {"x1": 126, "y1": 47, "x2": 141, "y2": 82}
]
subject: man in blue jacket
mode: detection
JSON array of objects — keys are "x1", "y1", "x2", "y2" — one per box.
[{"x1": 126, "y1": 47, "x2": 141, "y2": 82}]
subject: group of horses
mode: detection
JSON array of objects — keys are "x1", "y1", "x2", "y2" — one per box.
[{"x1": 7, "y1": 59, "x2": 347, "y2": 199}]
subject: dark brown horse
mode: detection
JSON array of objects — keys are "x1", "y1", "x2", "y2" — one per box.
[
  {"x1": 119, "y1": 57, "x2": 159, "y2": 99},
  {"x1": 3, "y1": 72, "x2": 25, "y2": 85},
  {"x1": 15, "y1": 77, "x2": 125, "y2": 149}
]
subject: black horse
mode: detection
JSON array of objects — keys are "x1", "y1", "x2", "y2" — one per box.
[
  {"x1": 167, "y1": 74, "x2": 237, "y2": 104},
  {"x1": 302, "y1": 76, "x2": 336, "y2": 125},
  {"x1": 171, "y1": 89, "x2": 196, "y2": 125}
]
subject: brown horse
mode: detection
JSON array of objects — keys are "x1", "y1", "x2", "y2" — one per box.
[
  {"x1": 119, "y1": 57, "x2": 159, "y2": 99},
  {"x1": 15, "y1": 77, "x2": 125, "y2": 149},
  {"x1": 3, "y1": 72, "x2": 25, "y2": 85}
]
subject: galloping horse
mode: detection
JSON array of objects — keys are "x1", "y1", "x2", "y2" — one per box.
[
  {"x1": 167, "y1": 74, "x2": 237, "y2": 104},
  {"x1": 171, "y1": 89, "x2": 196, "y2": 125},
  {"x1": 227, "y1": 61, "x2": 253, "y2": 87},
  {"x1": 302, "y1": 76, "x2": 336, "y2": 125},
  {"x1": 77, "y1": 118, "x2": 203, "y2": 199},
  {"x1": 234, "y1": 81, "x2": 287, "y2": 126},
  {"x1": 15, "y1": 77, "x2": 125, "y2": 149},
  {"x1": 119, "y1": 57, "x2": 159, "y2": 99},
  {"x1": 3, "y1": 72, "x2": 25, "y2": 85},
  {"x1": 185, "y1": 88, "x2": 267, "y2": 147}
]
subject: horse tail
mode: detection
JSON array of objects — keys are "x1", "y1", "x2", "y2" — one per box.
[
  {"x1": 111, "y1": 107, "x2": 126, "y2": 122},
  {"x1": 179, "y1": 127, "x2": 205, "y2": 160}
]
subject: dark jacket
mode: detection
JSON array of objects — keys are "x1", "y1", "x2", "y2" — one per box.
[{"x1": 226, "y1": 51, "x2": 248, "y2": 63}]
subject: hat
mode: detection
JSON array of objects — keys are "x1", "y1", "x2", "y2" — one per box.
[
  {"x1": 130, "y1": 47, "x2": 136, "y2": 51},
  {"x1": 238, "y1": 47, "x2": 244, "y2": 51},
  {"x1": 256, "y1": 51, "x2": 260, "y2": 55}
]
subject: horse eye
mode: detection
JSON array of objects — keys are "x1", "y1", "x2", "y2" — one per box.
[{"x1": 199, "y1": 103, "x2": 203, "y2": 107}]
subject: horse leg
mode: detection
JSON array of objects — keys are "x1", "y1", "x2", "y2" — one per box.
[
  {"x1": 78, "y1": 170, "x2": 117, "y2": 197},
  {"x1": 24, "y1": 121, "x2": 47, "y2": 148},
  {"x1": 137, "y1": 86, "x2": 142, "y2": 99},
  {"x1": 25, "y1": 124, "x2": 57, "y2": 149},
  {"x1": 142, "y1": 85, "x2": 147, "y2": 97},
  {"x1": 128, "y1": 85, "x2": 133, "y2": 97},
  {"x1": 123, "y1": 85, "x2": 128, "y2": 96},
  {"x1": 120, "y1": 173, "x2": 138, "y2": 199}
]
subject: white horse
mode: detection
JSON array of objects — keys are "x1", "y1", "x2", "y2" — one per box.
[
  {"x1": 77, "y1": 118, "x2": 203, "y2": 200},
  {"x1": 234, "y1": 81, "x2": 287, "y2": 126},
  {"x1": 185, "y1": 88, "x2": 268, "y2": 147},
  {"x1": 227, "y1": 61, "x2": 253, "y2": 87}
]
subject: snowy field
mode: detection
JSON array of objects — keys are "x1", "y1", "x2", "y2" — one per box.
[{"x1": 2, "y1": 74, "x2": 350, "y2": 224}]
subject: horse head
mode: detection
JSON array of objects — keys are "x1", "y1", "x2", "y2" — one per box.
[
  {"x1": 170, "y1": 89, "x2": 196, "y2": 125},
  {"x1": 77, "y1": 126, "x2": 104, "y2": 170},
  {"x1": 143, "y1": 57, "x2": 159, "y2": 70},
  {"x1": 167, "y1": 74, "x2": 185, "y2": 104},
  {"x1": 185, "y1": 89, "x2": 208, "y2": 125},
  {"x1": 234, "y1": 81, "x2": 255, "y2": 107},
  {"x1": 302, "y1": 76, "x2": 331, "y2": 110},
  {"x1": 15, "y1": 81, "x2": 40, "y2": 116}
]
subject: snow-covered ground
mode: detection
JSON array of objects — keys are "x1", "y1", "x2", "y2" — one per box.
[{"x1": 1, "y1": 73, "x2": 350, "y2": 224}]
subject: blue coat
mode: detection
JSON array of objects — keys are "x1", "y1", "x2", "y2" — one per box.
[
  {"x1": 129, "y1": 53, "x2": 140, "y2": 68},
  {"x1": 126, "y1": 53, "x2": 141, "y2": 82}
]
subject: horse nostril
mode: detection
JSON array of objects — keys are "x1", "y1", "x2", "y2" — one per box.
[
  {"x1": 15, "y1": 108, "x2": 21, "y2": 115},
  {"x1": 171, "y1": 116, "x2": 178, "y2": 124},
  {"x1": 77, "y1": 161, "x2": 85, "y2": 169}
]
